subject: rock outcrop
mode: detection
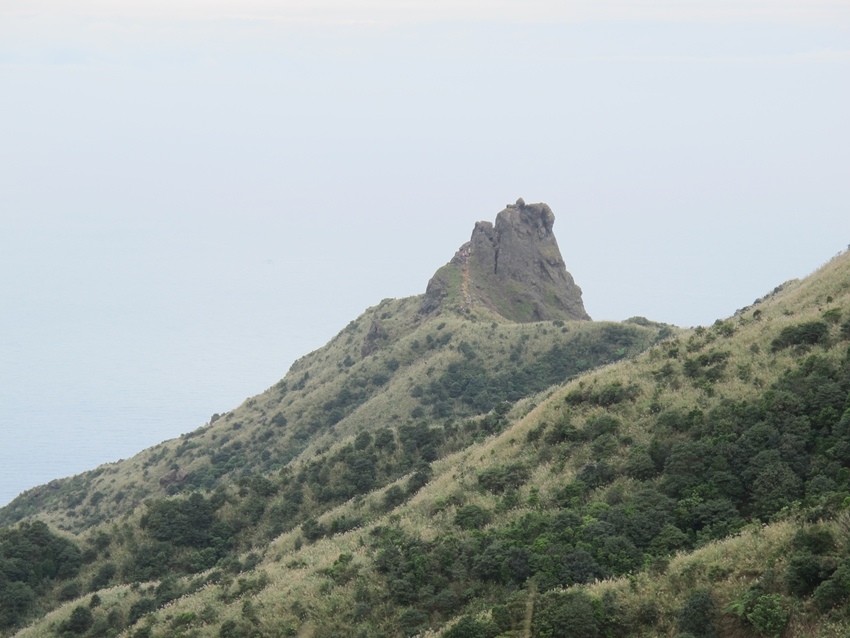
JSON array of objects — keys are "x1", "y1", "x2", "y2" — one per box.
[
  {"x1": 361, "y1": 320, "x2": 388, "y2": 358},
  {"x1": 421, "y1": 200, "x2": 590, "y2": 322}
]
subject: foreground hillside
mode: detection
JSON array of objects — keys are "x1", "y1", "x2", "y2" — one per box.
[
  {"x1": 0, "y1": 203, "x2": 670, "y2": 635},
  {"x1": 3, "y1": 205, "x2": 850, "y2": 638}
]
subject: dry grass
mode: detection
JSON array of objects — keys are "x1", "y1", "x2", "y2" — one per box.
[{"x1": 12, "y1": 251, "x2": 850, "y2": 636}]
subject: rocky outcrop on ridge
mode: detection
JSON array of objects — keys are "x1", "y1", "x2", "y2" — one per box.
[{"x1": 421, "y1": 199, "x2": 590, "y2": 322}]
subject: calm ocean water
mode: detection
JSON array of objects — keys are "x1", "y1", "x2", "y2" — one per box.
[
  {"x1": 0, "y1": 389, "x2": 217, "y2": 507},
  {"x1": 0, "y1": 335, "x2": 295, "y2": 507},
  {"x1": 0, "y1": 221, "x2": 405, "y2": 509},
  {"x1": 0, "y1": 302, "x2": 342, "y2": 508}
]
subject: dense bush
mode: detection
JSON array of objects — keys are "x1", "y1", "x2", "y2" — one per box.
[
  {"x1": 771, "y1": 321, "x2": 829, "y2": 351},
  {"x1": 454, "y1": 505, "x2": 492, "y2": 530},
  {"x1": 383, "y1": 485, "x2": 407, "y2": 510},
  {"x1": 478, "y1": 464, "x2": 529, "y2": 493},
  {"x1": 792, "y1": 526, "x2": 836, "y2": 555},
  {"x1": 444, "y1": 615, "x2": 500, "y2": 638},
  {"x1": 140, "y1": 492, "x2": 219, "y2": 548},
  {"x1": 0, "y1": 521, "x2": 81, "y2": 630},
  {"x1": 532, "y1": 591, "x2": 598, "y2": 638},
  {"x1": 746, "y1": 594, "x2": 788, "y2": 637},
  {"x1": 58, "y1": 605, "x2": 94, "y2": 635},
  {"x1": 423, "y1": 326, "x2": 648, "y2": 417},
  {"x1": 128, "y1": 598, "x2": 158, "y2": 625},
  {"x1": 676, "y1": 589, "x2": 717, "y2": 638},
  {"x1": 786, "y1": 553, "x2": 833, "y2": 598},
  {"x1": 88, "y1": 562, "x2": 117, "y2": 591},
  {"x1": 683, "y1": 350, "x2": 730, "y2": 382},
  {"x1": 812, "y1": 558, "x2": 850, "y2": 611},
  {"x1": 565, "y1": 381, "x2": 640, "y2": 407}
]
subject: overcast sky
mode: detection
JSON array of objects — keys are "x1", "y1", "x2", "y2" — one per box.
[{"x1": 1, "y1": 1, "x2": 849, "y2": 506}]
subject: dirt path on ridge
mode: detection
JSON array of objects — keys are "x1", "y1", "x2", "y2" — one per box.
[{"x1": 461, "y1": 253, "x2": 472, "y2": 308}]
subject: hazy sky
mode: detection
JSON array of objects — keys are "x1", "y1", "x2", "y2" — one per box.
[{"x1": 1, "y1": 1, "x2": 849, "y2": 506}]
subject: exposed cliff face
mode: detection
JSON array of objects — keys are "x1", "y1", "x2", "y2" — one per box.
[{"x1": 421, "y1": 200, "x2": 590, "y2": 322}]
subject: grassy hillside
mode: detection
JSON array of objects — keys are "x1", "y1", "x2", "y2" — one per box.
[
  {"x1": 4, "y1": 246, "x2": 850, "y2": 638},
  {"x1": 0, "y1": 295, "x2": 665, "y2": 535}
]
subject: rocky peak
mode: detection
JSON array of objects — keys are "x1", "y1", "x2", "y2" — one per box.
[{"x1": 420, "y1": 200, "x2": 590, "y2": 322}]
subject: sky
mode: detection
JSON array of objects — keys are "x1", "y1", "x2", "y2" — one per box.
[{"x1": 1, "y1": 1, "x2": 849, "y2": 507}]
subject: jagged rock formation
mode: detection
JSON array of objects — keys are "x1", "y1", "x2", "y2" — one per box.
[
  {"x1": 360, "y1": 320, "x2": 388, "y2": 358},
  {"x1": 421, "y1": 199, "x2": 590, "y2": 322}
]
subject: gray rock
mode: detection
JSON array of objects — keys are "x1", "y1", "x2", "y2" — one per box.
[
  {"x1": 361, "y1": 320, "x2": 388, "y2": 357},
  {"x1": 421, "y1": 201, "x2": 590, "y2": 322}
]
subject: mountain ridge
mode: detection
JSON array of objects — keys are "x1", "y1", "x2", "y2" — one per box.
[
  {"x1": 4, "y1": 207, "x2": 850, "y2": 638},
  {"x1": 0, "y1": 203, "x2": 661, "y2": 533}
]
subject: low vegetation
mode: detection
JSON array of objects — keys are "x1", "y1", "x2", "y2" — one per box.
[{"x1": 3, "y1": 245, "x2": 850, "y2": 638}]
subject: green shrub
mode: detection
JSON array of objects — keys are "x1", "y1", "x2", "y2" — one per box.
[
  {"x1": 454, "y1": 505, "x2": 492, "y2": 530},
  {"x1": 444, "y1": 615, "x2": 500, "y2": 638},
  {"x1": 327, "y1": 514, "x2": 362, "y2": 536},
  {"x1": 786, "y1": 553, "x2": 834, "y2": 597},
  {"x1": 625, "y1": 447, "x2": 657, "y2": 480},
  {"x1": 301, "y1": 518, "x2": 327, "y2": 542},
  {"x1": 683, "y1": 350, "x2": 730, "y2": 382},
  {"x1": 750, "y1": 461, "x2": 803, "y2": 520},
  {"x1": 0, "y1": 581, "x2": 36, "y2": 630},
  {"x1": 219, "y1": 619, "x2": 255, "y2": 638},
  {"x1": 154, "y1": 575, "x2": 185, "y2": 606},
  {"x1": 128, "y1": 598, "x2": 157, "y2": 625},
  {"x1": 532, "y1": 590, "x2": 598, "y2": 638},
  {"x1": 822, "y1": 308, "x2": 842, "y2": 324},
  {"x1": 60, "y1": 605, "x2": 94, "y2": 635},
  {"x1": 478, "y1": 464, "x2": 529, "y2": 493},
  {"x1": 676, "y1": 589, "x2": 717, "y2": 638},
  {"x1": 746, "y1": 594, "x2": 788, "y2": 637},
  {"x1": 383, "y1": 485, "x2": 407, "y2": 510},
  {"x1": 319, "y1": 553, "x2": 358, "y2": 585},
  {"x1": 406, "y1": 464, "x2": 432, "y2": 495},
  {"x1": 544, "y1": 417, "x2": 581, "y2": 445},
  {"x1": 791, "y1": 525, "x2": 836, "y2": 555},
  {"x1": 0, "y1": 520, "x2": 83, "y2": 630},
  {"x1": 140, "y1": 492, "x2": 219, "y2": 548},
  {"x1": 771, "y1": 321, "x2": 829, "y2": 351},
  {"x1": 576, "y1": 461, "x2": 615, "y2": 488},
  {"x1": 812, "y1": 558, "x2": 850, "y2": 611},
  {"x1": 57, "y1": 580, "x2": 82, "y2": 602},
  {"x1": 397, "y1": 608, "x2": 429, "y2": 636},
  {"x1": 595, "y1": 382, "x2": 640, "y2": 406},
  {"x1": 374, "y1": 427, "x2": 395, "y2": 450},
  {"x1": 491, "y1": 604, "x2": 513, "y2": 632},
  {"x1": 89, "y1": 562, "x2": 117, "y2": 591},
  {"x1": 585, "y1": 414, "x2": 621, "y2": 438},
  {"x1": 126, "y1": 541, "x2": 173, "y2": 581}
]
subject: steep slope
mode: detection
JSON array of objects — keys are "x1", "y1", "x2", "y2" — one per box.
[
  {"x1": 0, "y1": 201, "x2": 675, "y2": 638},
  {"x1": 6, "y1": 241, "x2": 850, "y2": 638},
  {"x1": 0, "y1": 203, "x2": 659, "y2": 535},
  {"x1": 8, "y1": 206, "x2": 850, "y2": 638},
  {"x1": 0, "y1": 202, "x2": 638, "y2": 535},
  {"x1": 70, "y1": 247, "x2": 847, "y2": 638}
]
